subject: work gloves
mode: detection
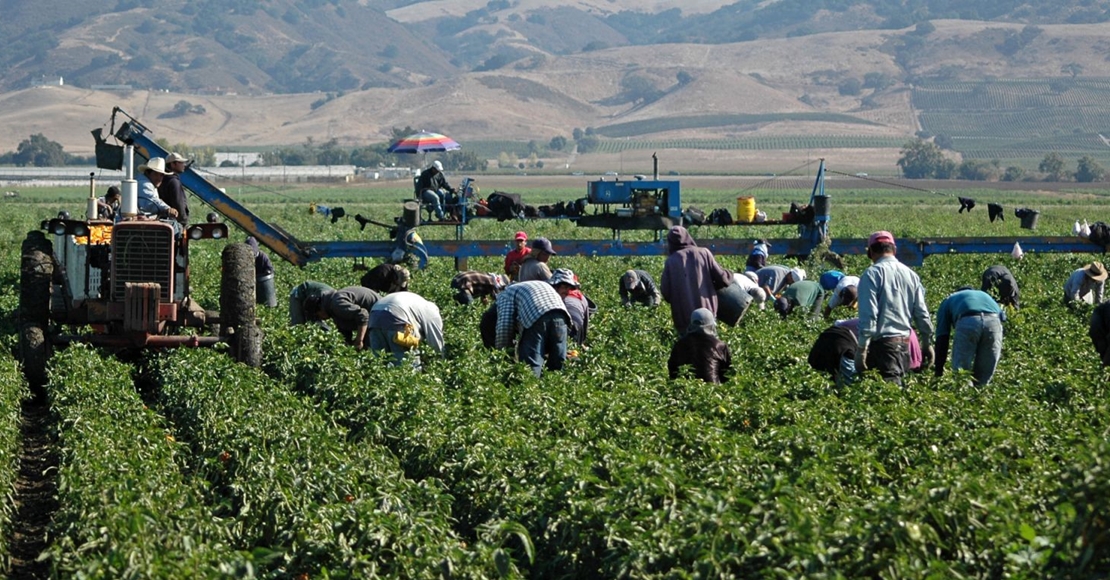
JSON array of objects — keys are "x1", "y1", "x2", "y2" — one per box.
[{"x1": 921, "y1": 344, "x2": 935, "y2": 371}]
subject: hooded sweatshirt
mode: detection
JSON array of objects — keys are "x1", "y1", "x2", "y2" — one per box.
[
  {"x1": 668, "y1": 308, "x2": 731, "y2": 383},
  {"x1": 660, "y1": 226, "x2": 733, "y2": 331}
]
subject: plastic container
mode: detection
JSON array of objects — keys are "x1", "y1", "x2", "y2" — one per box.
[{"x1": 737, "y1": 196, "x2": 757, "y2": 223}]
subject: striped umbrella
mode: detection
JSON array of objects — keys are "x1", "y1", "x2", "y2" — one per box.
[{"x1": 387, "y1": 131, "x2": 461, "y2": 154}]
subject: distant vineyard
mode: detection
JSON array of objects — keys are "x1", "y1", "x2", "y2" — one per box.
[
  {"x1": 914, "y1": 78, "x2": 1110, "y2": 165},
  {"x1": 595, "y1": 113, "x2": 881, "y2": 138},
  {"x1": 912, "y1": 78, "x2": 1110, "y2": 111}
]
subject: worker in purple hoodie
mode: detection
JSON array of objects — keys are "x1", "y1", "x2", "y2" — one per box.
[{"x1": 660, "y1": 225, "x2": 734, "y2": 334}]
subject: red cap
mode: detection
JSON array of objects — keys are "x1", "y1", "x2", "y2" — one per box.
[
  {"x1": 515, "y1": 231, "x2": 528, "y2": 241},
  {"x1": 867, "y1": 231, "x2": 895, "y2": 246}
]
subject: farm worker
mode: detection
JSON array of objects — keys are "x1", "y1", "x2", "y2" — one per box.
[
  {"x1": 516, "y1": 237, "x2": 556, "y2": 282},
  {"x1": 549, "y1": 269, "x2": 591, "y2": 345},
  {"x1": 504, "y1": 231, "x2": 531, "y2": 280},
  {"x1": 981, "y1": 265, "x2": 1020, "y2": 309},
  {"x1": 304, "y1": 286, "x2": 381, "y2": 350},
  {"x1": 361, "y1": 263, "x2": 411, "y2": 294},
  {"x1": 368, "y1": 291, "x2": 444, "y2": 368},
  {"x1": 823, "y1": 274, "x2": 861, "y2": 319},
  {"x1": 451, "y1": 271, "x2": 508, "y2": 305},
  {"x1": 1089, "y1": 300, "x2": 1110, "y2": 366},
  {"x1": 660, "y1": 226, "x2": 733, "y2": 334},
  {"x1": 774, "y1": 279, "x2": 825, "y2": 318},
  {"x1": 745, "y1": 239, "x2": 770, "y2": 272},
  {"x1": 159, "y1": 152, "x2": 190, "y2": 225},
  {"x1": 620, "y1": 269, "x2": 661, "y2": 307},
  {"x1": 96, "y1": 185, "x2": 121, "y2": 220},
  {"x1": 135, "y1": 157, "x2": 179, "y2": 220},
  {"x1": 836, "y1": 317, "x2": 924, "y2": 377},
  {"x1": 1063, "y1": 261, "x2": 1107, "y2": 306},
  {"x1": 667, "y1": 308, "x2": 731, "y2": 384},
  {"x1": 755, "y1": 265, "x2": 804, "y2": 301},
  {"x1": 289, "y1": 281, "x2": 333, "y2": 327},
  {"x1": 416, "y1": 160, "x2": 455, "y2": 220},
  {"x1": 808, "y1": 324, "x2": 857, "y2": 388},
  {"x1": 494, "y1": 280, "x2": 570, "y2": 377},
  {"x1": 855, "y1": 231, "x2": 935, "y2": 385},
  {"x1": 933, "y1": 287, "x2": 1005, "y2": 385},
  {"x1": 245, "y1": 237, "x2": 276, "y2": 307}
]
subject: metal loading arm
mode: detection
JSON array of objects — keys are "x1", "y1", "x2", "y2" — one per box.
[{"x1": 114, "y1": 114, "x2": 316, "y2": 266}]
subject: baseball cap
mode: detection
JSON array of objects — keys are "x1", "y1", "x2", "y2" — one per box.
[
  {"x1": 433, "y1": 160, "x2": 443, "y2": 171},
  {"x1": 166, "y1": 152, "x2": 190, "y2": 164},
  {"x1": 867, "y1": 231, "x2": 895, "y2": 246},
  {"x1": 789, "y1": 267, "x2": 806, "y2": 282},
  {"x1": 531, "y1": 237, "x2": 556, "y2": 255},
  {"x1": 514, "y1": 231, "x2": 528, "y2": 241}
]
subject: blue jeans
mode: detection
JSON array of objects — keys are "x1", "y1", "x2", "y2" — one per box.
[
  {"x1": 951, "y1": 313, "x2": 1003, "y2": 385},
  {"x1": 421, "y1": 189, "x2": 445, "y2": 220},
  {"x1": 516, "y1": 310, "x2": 568, "y2": 377}
]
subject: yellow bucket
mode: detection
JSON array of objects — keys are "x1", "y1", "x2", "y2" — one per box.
[{"x1": 737, "y1": 196, "x2": 756, "y2": 223}]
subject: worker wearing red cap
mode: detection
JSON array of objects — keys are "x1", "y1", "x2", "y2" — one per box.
[
  {"x1": 504, "y1": 231, "x2": 531, "y2": 280},
  {"x1": 855, "y1": 231, "x2": 934, "y2": 384}
]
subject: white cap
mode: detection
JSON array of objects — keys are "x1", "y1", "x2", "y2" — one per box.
[
  {"x1": 790, "y1": 267, "x2": 806, "y2": 282},
  {"x1": 433, "y1": 160, "x2": 443, "y2": 171}
]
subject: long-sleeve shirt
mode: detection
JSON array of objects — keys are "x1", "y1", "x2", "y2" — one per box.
[
  {"x1": 136, "y1": 174, "x2": 172, "y2": 216},
  {"x1": 1064, "y1": 269, "x2": 1105, "y2": 304},
  {"x1": 516, "y1": 257, "x2": 552, "y2": 283},
  {"x1": 416, "y1": 167, "x2": 453, "y2": 193},
  {"x1": 668, "y1": 333, "x2": 731, "y2": 383},
  {"x1": 368, "y1": 291, "x2": 444, "y2": 354},
  {"x1": 981, "y1": 265, "x2": 1019, "y2": 308},
  {"x1": 660, "y1": 227, "x2": 733, "y2": 331},
  {"x1": 620, "y1": 269, "x2": 660, "y2": 306},
  {"x1": 783, "y1": 280, "x2": 825, "y2": 315},
  {"x1": 451, "y1": 271, "x2": 506, "y2": 299},
  {"x1": 322, "y1": 286, "x2": 380, "y2": 342},
  {"x1": 856, "y1": 255, "x2": 934, "y2": 351},
  {"x1": 157, "y1": 173, "x2": 189, "y2": 225},
  {"x1": 494, "y1": 281, "x2": 567, "y2": 349},
  {"x1": 934, "y1": 290, "x2": 1002, "y2": 339}
]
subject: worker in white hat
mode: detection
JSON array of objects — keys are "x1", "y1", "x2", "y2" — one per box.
[
  {"x1": 415, "y1": 159, "x2": 456, "y2": 220},
  {"x1": 135, "y1": 157, "x2": 179, "y2": 220}
]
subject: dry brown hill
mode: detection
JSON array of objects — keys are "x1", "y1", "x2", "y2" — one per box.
[{"x1": 4, "y1": 19, "x2": 1110, "y2": 174}]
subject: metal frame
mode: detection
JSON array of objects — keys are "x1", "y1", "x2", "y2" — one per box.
[{"x1": 107, "y1": 109, "x2": 1107, "y2": 268}]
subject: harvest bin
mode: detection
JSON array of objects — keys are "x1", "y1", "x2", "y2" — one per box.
[{"x1": 1016, "y1": 208, "x2": 1040, "y2": 230}]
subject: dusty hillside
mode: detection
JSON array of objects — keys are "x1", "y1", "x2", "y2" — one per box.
[{"x1": 4, "y1": 19, "x2": 1110, "y2": 164}]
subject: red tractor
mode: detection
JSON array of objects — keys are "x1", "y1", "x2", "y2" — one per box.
[{"x1": 18, "y1": 214, "x2": 261, "y2": 386}]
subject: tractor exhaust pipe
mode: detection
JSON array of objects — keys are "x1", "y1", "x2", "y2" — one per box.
[
  {"x1": 121, "y1": 144, "x2": 138, "y2": 217},
  {"x1": 652, "y1": 152, "x2": 658, "y2": 181}
]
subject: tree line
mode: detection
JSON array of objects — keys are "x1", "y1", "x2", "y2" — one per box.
[{"x1": 897, "y1": 138, "x2": 1106, "y2": 182}]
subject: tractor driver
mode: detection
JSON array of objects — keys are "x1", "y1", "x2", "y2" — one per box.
[{"x1": 416, "y1": 160, "x2": 456, "y2": 220}]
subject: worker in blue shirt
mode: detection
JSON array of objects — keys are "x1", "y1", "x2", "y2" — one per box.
[{"x1": 934, "y1": 287, "x2": 1004, "y2": 385}]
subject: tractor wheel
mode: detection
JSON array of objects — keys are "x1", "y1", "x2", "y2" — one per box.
[
  {"x1": 220, "y1": 243, "x2": 262, "y2": 367},
  {"x1": 20, "y1": 232, "x2": 54, "y2": 326},
  {"x1": 19, "y1": 323, "x2": 51, "y2": 387}
]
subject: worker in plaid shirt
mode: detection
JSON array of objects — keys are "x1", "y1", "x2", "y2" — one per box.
[
  {"x1": 494, "y1": 281, "x2": 570, "y2": 377},
  {"x1": 451, "y1": 271, "x2": 508, "y2": 304}
]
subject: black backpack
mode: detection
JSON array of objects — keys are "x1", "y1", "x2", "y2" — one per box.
[
  {"x1": 1090, "y1": 221, "x2": 1110, "y2": 249},
  {"x1": 487, "y1": 192, "x2": 524, "y2": 221}
]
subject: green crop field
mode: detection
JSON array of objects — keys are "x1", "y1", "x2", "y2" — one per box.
[{"x1": 1, "y1": 181, "x2": 1109, "y2": 578}]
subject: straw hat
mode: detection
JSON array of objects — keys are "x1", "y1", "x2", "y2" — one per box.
[
  {"x1": 138, "y1": 157, "x2": 170, "y2": 175},
  {"x1": 1084, "y1": 261, "x2": 1108, "y2": 282}
]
